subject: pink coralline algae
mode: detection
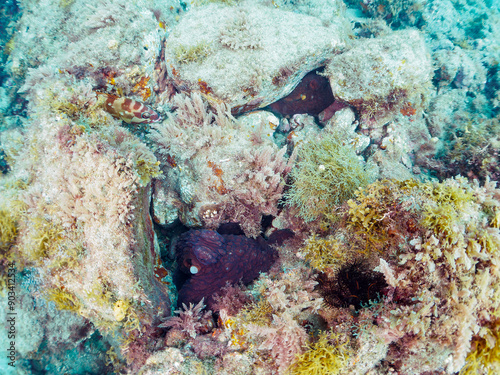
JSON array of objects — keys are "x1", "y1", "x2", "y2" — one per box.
[{"x1": 175, "y1": 229, "x2": 277, "y2": 309}]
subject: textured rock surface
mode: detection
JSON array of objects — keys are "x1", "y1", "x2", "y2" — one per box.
[
  {"x1": 325, "y1": 29, "x2": 432, "y2": 127},
  {"x1": 0, "y1": 279, "x2": 111, "y2": 375},
  {"x1": 164, "y1": 1, "x2": 348, "y2": 114},
  {"x1": 16, "y1": 120, "x2": 171, "y2": 322}
]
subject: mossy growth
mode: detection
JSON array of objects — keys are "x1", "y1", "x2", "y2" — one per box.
[
  {"x1": 421, "y1": 177, "x2": 473, "y2": 210},
  {"x1": 47, "y1": 287, "x2": 83, "y2": 313},
  {"x1": 0, "y1": 208, "x2": 19, "y2": 291},
  {"x1": 135, "y1": 158, "x2": 162, "y2": 187},
  {"x1": 421, "y1": 203, "x2": 459, "y2": 246},
  {"x1": 105, "y1": 347, "x2": 125, "y2": 373},
  {"x1": 236, "y1": 299, "x2": 273, "y2": 326},
  {"x1": 0, "y1": 194, "x2": 26, "y2": 248},
  {"x1": 475, "y1": 229, "x2": 500, "y2": 255},
  {"x1": 438, "y1": 117, "x2": 500, "y2": 182},
  {"x1": 84, "y1": 282, "x2": 142, "y2": 336},
  {"x1": 22, "y1": 216, "x2": 63, "y2": 261},
  {"x1": 286, "y1": 132, "x2": 370, "y2": 222},
  {"x1": 174, "y1": 42, "x2": 213, "y2": 64},
  {"x1": 43, "y1": 89, "x2": 84, "y2": 122},
  {"x1": 59, "y1": 0, "x2": 75, "y2": 8},
  {"x1": 42, "y1": 87, "x2": 114, "y2": 130},
  {"x1": 84, "y1": 279, "x2": 116, "y2": 309},
  {"x1": 289, "y1": 331, "x2": 350, "y2": 375},
  {"x1": 460, "y1": 321, "x2": 500, "y2": 375},
  {"x1": 0, "y1": 209, "x2": 17, "y2": 247},
  {"x1": 300, "y1": 234, "x2": 352, "y2": 272},
  {"x1": 421, "y1": 177, "x2": 475, "y2": 247},
  {"x1": 121, "y1": 302, "x2": 141, "y2": 334},
  {"x1": 0, "y1": 195, "x2": 27, "y2": 287},
  {"x1": 346, "y1": 179, "x2": 421, "y2": 254},
  {"x1": 492, "y1": 209, "x2": 500, "y2": 229},
  {"x1": 18, "y1": 213, "x2": 85, "y2": 271}
]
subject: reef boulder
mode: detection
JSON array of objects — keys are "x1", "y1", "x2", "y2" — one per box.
[
  {"x1": 324, "y1": 29, "x2": 432, "y2": 128},
  {"x1": 164, "y1": 2, "x2": 348, "y2": 114}
]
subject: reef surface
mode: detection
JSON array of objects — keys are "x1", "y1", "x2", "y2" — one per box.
[{"x1": 0, "y1": 0, "x2": 499, "y2": 374}]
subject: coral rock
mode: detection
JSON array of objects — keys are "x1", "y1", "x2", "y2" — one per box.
[
  {"x1": 149, "y1": 93, "x2": 293, "y2": 238},
  {"x1": 164, "y1": 2, "x2": 347, "y2": 114},
  {"x1": 325, "y1": 29, "x2": 432, "y2": 127}
]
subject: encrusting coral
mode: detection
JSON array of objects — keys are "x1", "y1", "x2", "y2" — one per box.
[
  {"x1": 17, "y1": 119, "x2": 169, "y2": 301},
  {"x1": 1, "y1": 69, "x2": 172, "y2": 371},
  {"x1": 428, "y1": 116, "x2": 500, "y2": 183},
  {"x1": 324, "y1": 29, "x2": 432, "y2": 128},
  {"x1": 163, "y1": 1, "x2": 348, "y2": 114}
]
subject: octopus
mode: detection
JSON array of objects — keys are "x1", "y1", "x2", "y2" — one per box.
[
  {"x1": 268, "y1": 68, "x2": 335, "y2": 117},
  {"x1": 174, "y1": 229, "x2": 279, "y2": 309}
]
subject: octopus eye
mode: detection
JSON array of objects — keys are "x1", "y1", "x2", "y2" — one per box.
[{"x1": 141, "y1": 112, "x2": 151, "y2": 119}]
